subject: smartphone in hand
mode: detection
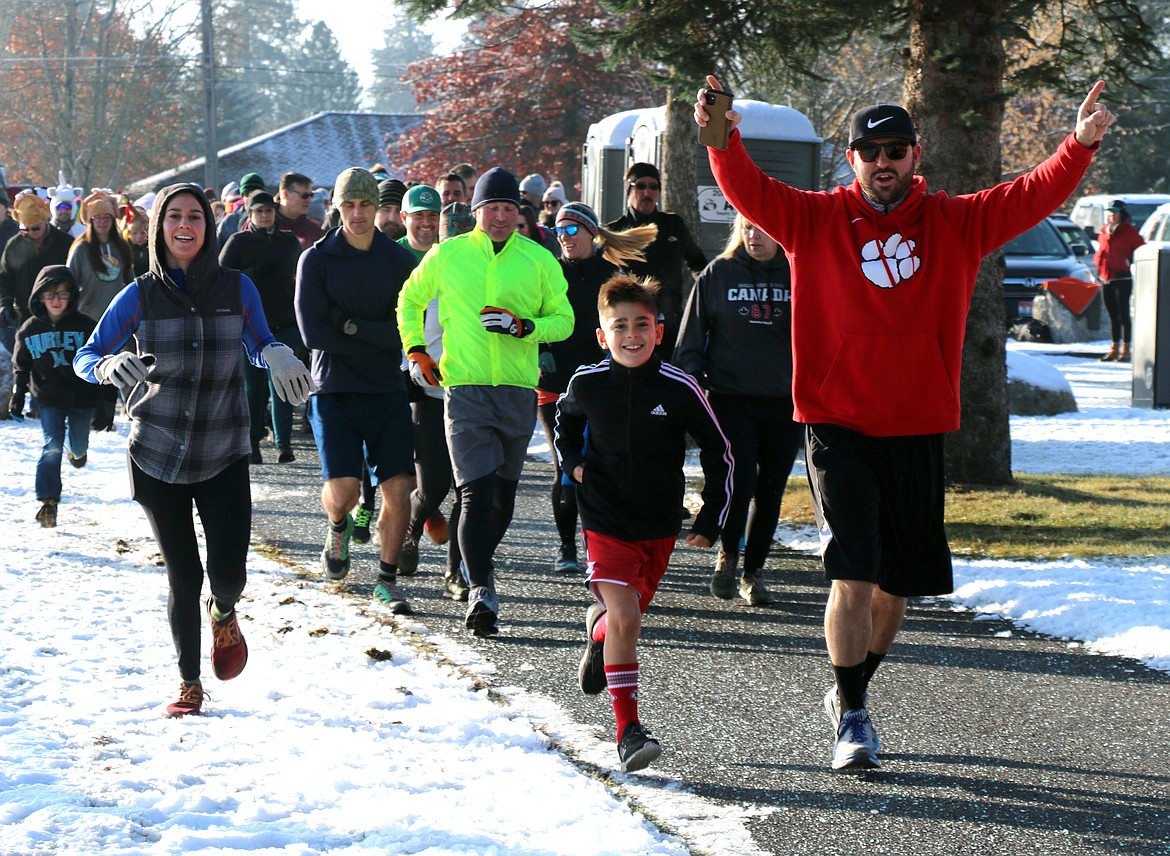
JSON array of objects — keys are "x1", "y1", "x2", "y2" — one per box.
[{"x1": 698, "y1": 88, "x2": 734, "y2": 150}]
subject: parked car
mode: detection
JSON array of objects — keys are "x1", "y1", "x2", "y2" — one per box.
[
  {"x1": 1002, "y1": 217, "x2": 1098, "y2": 324},
  {"x1": 1139, "y1": 201, "x2": 1170, "y2": 248},
  {"x1": 1070, "y1": 193, "x2": 1170, "y2": 240},
  {"x1": 1049, "y1": 214, "x2": 1095, "y2": 257}
]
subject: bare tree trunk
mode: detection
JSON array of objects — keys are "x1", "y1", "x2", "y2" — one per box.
[
  {"x1": 905, "y1": 0, "x2": 1013, "y2": 485},
  {"x1": 662, "y1": 81, "x2": 701, "y2": 244}
]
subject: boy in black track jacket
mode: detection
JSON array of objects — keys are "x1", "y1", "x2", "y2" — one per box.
[{"x1": 555, "y1": 273, "x2": 733, "y2": 773}]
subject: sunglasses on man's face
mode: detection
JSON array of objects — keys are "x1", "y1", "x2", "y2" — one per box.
[
  {"x1": 852, "y1": 142, "x2": 912, "y2": 163},
  {"x1": 554, "y1": 224, "x2": 581, "y2": 237},
  {"x1": 630, "y1": 181, "x2": 660, "y2": 192}
]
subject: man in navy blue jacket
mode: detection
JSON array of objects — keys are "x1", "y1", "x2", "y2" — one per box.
[{"x1": 295, "y1": 167, "x2": 418, "y2": 614}]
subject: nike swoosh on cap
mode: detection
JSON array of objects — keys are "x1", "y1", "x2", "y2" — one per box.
[{"x1": 867, "y1": 116, "x2": 894, "y2": 129}]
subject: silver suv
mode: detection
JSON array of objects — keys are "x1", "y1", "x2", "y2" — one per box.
[{"x1": 1070, "y1": 193, "x2": 1170, "y2": 240}]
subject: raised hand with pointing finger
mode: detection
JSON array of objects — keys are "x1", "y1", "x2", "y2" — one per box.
[{"x1": 1075, "y1": 80, "x2": 1117, "y2": 148}]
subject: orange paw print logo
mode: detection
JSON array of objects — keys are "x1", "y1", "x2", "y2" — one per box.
[{"x1": 860, "y1": 233, "x2": 920, "y2": 288}]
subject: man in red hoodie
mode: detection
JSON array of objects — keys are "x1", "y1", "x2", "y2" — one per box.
[{"x1": 696, "y1": 76, "x2": 1116, "y2": 771}]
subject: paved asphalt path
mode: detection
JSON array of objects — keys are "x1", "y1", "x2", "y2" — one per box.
[{"x1": 248, "y1": 429, "x2": 1170, "y2": 855}]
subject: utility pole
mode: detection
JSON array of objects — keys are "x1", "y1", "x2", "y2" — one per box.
[{"x1": 201, "y1": 0, "x2": 219, "y2": 194}]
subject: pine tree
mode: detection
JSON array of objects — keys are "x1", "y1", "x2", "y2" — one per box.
[
  {"x1": 287, "y1": 22, "x2": 362, "y2": 120},
  {"x1": 369, "y1": 10, "x2": 436, "y2": 114}
]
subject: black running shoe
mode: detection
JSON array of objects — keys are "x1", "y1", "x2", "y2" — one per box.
[
  {"x1": 351, "y1": 506, "x2": 374, "y2": 545},
  {"x1": 578, "y1": 602, "x2": 607, "y2": 695},
  {"x1": 710, "y1": 550, "x2": 737, "y2": 599},
  {"x1": 617, "y1": 722, "x2": 662, "y2": 773},
  {"x1": 465, "y1": 586, "x2": 499, "y2": 637},
  {"x1": 399, "y1": 538, "x2": 419, "y2": 576}
]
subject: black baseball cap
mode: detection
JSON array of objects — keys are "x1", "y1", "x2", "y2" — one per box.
[
  {"x1": 849, "y1": 104, "x2": 917, "y2": 147},
  {"x1": 247, "y1": 191, "x2": 277, "y2": 210}
]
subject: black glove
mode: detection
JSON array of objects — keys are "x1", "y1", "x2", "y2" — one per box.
[
  {"x1": 480, "y1": 306, "x2": 534, "y2": 338},
  {"x1": 0, "y1": 303, "x2": 14, "y2": 328},
  {"x1": 8, "y1": 393, "x2": 24, "y2": 420}
]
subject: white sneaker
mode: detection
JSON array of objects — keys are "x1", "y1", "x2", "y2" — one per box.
[
  {"x1": 832, "y1": 708, "x2": 881, "y2": 771},
  {"x1": 823, "y1": 685, "x2": 868, "y2": 730}
]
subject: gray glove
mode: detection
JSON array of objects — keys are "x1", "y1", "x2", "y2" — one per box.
[
  {"x1": 95, "y1": 352, "x2": 151, "y2": 388},
  {"x1": 263, "y1": 343, "x2": 313, "y2": 406},
  {"x1": 538, "y1": 351, "x2": 556, "y2": 374}
]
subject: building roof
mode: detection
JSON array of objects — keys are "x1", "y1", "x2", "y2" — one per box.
[{"x1": 126, "y1": 112, "x2": 424, "y2": 195}]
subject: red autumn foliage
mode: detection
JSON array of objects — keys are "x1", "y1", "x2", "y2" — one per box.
[
  {"x1": 0, "y1": 1, "x2": 194, "y2": 190},
  {"x1": 385, "y1": 1, "x2": 660, "y2": 194}
]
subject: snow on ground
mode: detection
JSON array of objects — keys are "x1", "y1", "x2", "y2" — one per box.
[{"x1": 1, "y1": 340, "x2": 1167, "y2": 854}]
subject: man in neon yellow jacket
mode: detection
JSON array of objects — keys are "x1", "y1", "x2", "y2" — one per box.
[{"x1": 397, "y1": 167, "x2": 573, "y2": 637}]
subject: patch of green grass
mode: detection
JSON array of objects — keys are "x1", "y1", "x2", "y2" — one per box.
[{"x1": 779, "y1": 474, "x2": 1170, "y2": 560}]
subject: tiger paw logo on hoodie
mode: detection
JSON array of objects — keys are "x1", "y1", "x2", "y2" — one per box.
[{"x1": 860, "y1": 233, "x2": 920, "y2": 288}]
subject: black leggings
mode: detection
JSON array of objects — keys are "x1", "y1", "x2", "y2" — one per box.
[
  {"x1": 130, "y1": 455, "x2": 251, "y2": 682},
  {"x1": 456, "y1": 472, "x2": 519, "y2": 588},
  {"x1": 1102, "y1": 277, "x2": 1133, "y2": 344},
  {"x1": 536, "y1": 400, "x2": 579, "y2": 552},
  {"x1": 709, "y1": 393, "x2": 804, "y2": 570},
  {"x1": 409, "y1": 395, "x2": 453, "y2": 541}
]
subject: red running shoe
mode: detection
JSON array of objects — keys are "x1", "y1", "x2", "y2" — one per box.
[
  {"x1": 424, "y1": 510, "x2": 449, "y2": 545},
  {"x1": 165, "y1": 682, "x2": 205, "y2": 718},
  {"x1": 207, "y1": 599, "x2": 249, "y2": 680}
]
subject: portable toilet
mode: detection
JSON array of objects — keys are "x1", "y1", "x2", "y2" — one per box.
[
  {"x1": 584, "y1": 101, "x2": 821, "y2": 259},
  {"x1": 581, "y1": 108, "x2": 647, "y2": 225},
  {"x1": 628, "y1": 107, "x2": 666, "y2": 170},
  {"x1": 694, "y1": 100, "x2": 820, "y2": 258}
]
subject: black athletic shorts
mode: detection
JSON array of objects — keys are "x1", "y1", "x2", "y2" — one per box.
[{"x1": 805, "y1": 423, "x2": 953, "y2": 597}]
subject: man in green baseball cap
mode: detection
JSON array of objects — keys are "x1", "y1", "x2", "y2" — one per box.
[{"x1": 398, "y1": 185, "x2": 442, "y2": 262}]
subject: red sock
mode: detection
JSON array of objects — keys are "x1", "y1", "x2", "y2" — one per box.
[
  {"x1": 591, "y1": 611, "x2": 608, "y2": 643},
  {"x1": 605, "y1": 662, "x2": 639, "y2": 742}
]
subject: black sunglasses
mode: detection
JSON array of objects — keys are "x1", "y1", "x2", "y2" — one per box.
[
  {"x1": 852, "y1": 142, "x2": 912, "y2": 163},
  {"x1": 630, "y1": 181, "x2": 660, "y2": 192}
]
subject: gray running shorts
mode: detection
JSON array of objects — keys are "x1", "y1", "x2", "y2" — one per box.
[{"x1": 444, "y1": 385, "x2": 536, "y2": 486}]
